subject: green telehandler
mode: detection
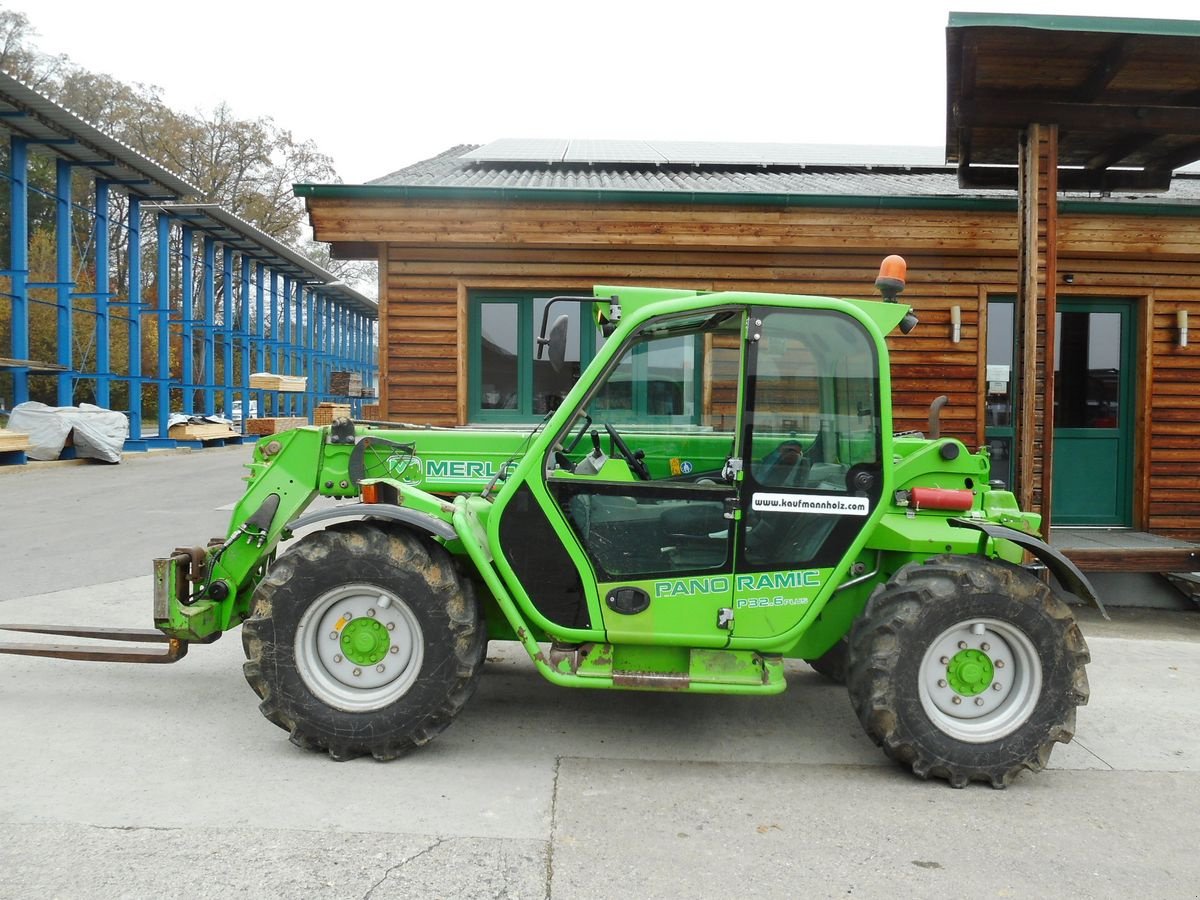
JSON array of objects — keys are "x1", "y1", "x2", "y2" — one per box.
[{"x1": 0, "y1": 257, "x2": 1100, "y2": 788}]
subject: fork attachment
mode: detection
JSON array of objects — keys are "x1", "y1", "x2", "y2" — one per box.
[{"x1": 0, "y1": 625, "x2": 189, "y2": 664}]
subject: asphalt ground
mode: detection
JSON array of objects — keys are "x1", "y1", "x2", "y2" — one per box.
[{"x1": 1, "y1": 448, "x2": 1198, "y2": 899}]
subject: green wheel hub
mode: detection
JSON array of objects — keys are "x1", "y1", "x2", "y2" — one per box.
[
  {"x1": 946, "y1": 648, "x2": 994, "y2": 696},
  {"x1": 340, "y1": 617, "x2": 391, "y2": 666}
]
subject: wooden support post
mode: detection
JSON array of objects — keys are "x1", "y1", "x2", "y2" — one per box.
[{"x1": 1015, "y1": 123, "x2": 1059, "y2": 528}]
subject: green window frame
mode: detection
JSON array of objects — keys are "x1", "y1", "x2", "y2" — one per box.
[{"x1": 468, "y1": 290, "x2": 601, "y2": 423}]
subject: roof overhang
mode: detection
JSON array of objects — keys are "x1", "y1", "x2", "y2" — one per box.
[
  {"x1": 946, "y1": 13, "x2": 1200, "y2": 191},
  {"x1": 0, "y1": 70, "x2": 199, "y2": 201}
]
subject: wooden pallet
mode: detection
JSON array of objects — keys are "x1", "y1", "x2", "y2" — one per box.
[
  {"x1": 245, "y1": 416, "x2": 308, "y2": 436},
  {"x1": 249, "y1": 372, "x2": 308, "y2": 392},
  {"x1": 168, "y1": 422, "x2": 239, "y2": 442}
]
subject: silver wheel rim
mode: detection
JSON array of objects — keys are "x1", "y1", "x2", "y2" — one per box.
[
  {"x1": 918, "y1": 617, "x2": 1042, "y2": 743},
  {"x1": 295, "y1": 582, "x2": 424, "y2": 713}
]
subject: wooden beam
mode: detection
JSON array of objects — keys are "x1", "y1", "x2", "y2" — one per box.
[
  {"x1": 957, "y1": 99, "x2": 1200, "y2": 135},
  {"x1": 1084, "y1": 132, "x2": 1158, "y2": 171},
  {"x1": 958, "y1": 164, "x2": 1171, "y2": 191},
  {"x1": 1074, "y1": 36, "x2": 1135, "y2": 102}
]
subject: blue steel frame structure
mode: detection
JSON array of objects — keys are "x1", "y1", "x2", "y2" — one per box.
[{"x1": 0, "y1": 72, "x2": 377, "y2": 451}]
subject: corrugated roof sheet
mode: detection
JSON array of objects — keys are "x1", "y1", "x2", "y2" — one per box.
[
  {"x1": 367, "y1": 142, "x2": 1200, "y2": 204},
  {"x1": 0, "y1": 70, "x2": 199, "y2": 201}
]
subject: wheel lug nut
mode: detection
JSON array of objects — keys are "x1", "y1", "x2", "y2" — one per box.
[
  {"x1": 368, "y1": 608, "x2": 376, "y2": 617},
  {"x1": 981, "y1": 642, "x2": 990, "y2": 652},
  {"x1": 940, "y1": 656, "x2": 949, "y2": 665},
  {"x1": 343, "y1": 612, "x2": 353, "y2": 620},
  {"x1": 957, "y1": 641, "x2": 968, "y2": 650},
  {"x1": 992, "y1": 682, "x2": 1002, "y2": 691},
  {"x1": 333, "y1": 654, "x2": 342, "y2": 663},
  {"x1": 952, "y1": 696, "x2": 962, "y2": 705},
  {"x1": 353, "y1": 668, "x2": 361, "y2": 677},
  {"x1": 387, "y1": 623, "x2": 395, "y2": 631},
  {"x1": 995, "y1": 660, "x2": 1005, "y2": 668},
  {"x1": 329, "y1": 632, "x2": 338, "y2": 640},
  {"x1": 376, "y1": 665, "x2": 385, "y2": 673},
  {"x1": 975, "y1": 697, "x2": 985, "y2": 706},
  {"x1": 389, "y1": 645, "x2": 399, "y2": 654},
  {"x1": 937, "y1": 679, "x2": 947, "y2": 688}
]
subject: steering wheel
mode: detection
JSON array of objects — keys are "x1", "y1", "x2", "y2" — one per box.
[{"x1": 605, "y1": 424, "x2": 651, "y2": 481}]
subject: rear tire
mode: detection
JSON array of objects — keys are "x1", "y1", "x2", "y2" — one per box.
[
  {"x1": 242, "y1": 522, "x2": 485, "y2": 760},
  {"x1": 846, "y1": 555, "x2": 1089, "y2": 788}
]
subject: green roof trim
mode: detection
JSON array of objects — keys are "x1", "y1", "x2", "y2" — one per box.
[
  {"x1": 295, "y1": 182, "x2": 1016, "y2": 212},
  {"x1": 947, "y1": 11, "x2": 1200, "y2": 38},
  {"x1": 295, "y1": 182, "x2": 1200, "y2": 218}
]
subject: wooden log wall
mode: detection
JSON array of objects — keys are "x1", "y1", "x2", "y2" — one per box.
[{"x1": 308, "y1": 195, "x2": 1200, "y2": 541}]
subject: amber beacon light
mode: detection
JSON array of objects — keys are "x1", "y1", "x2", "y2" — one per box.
[{"x1": 875, "y1": 254, "x2": 907, "y2": 302}]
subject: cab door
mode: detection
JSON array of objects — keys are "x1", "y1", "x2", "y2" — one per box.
[
  {"x1": 508, "y1": 308, "x2": 748, "y2": 648},
  {"x1": 731, "y1": 306, "x2": 885, "y2": 641}
]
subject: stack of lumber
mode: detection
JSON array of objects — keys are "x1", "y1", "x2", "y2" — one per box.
[
  {"x1": 313, "y1": 403, "x2": 352, "y2": 425},
  {"x1": 250, "y1": 372, "x2": 308, "y2": 392},
  {"x1": 0, "y1": 429, "x2": 32, "y2": 452},
  {"x1": 168, "y1": 422, "x2": 238, "y2": 441},
  {"x1": 360, "y1": 403, "x2": 380, "y2": 420},
  {"x1": 246, "y1": 416, "x2": 308, "y2": 436},
  {"x1": 330, "y1": 371, "x2": 363, "y2": 396}
]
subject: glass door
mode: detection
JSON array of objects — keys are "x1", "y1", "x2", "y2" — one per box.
[{"x1": 1051, "y1": 300, "x2": 1135, "y2": 526}]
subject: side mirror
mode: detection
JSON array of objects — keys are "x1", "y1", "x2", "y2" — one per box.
[{"x1": 544, "y1": 313, "x2": 569, "y2": 373}]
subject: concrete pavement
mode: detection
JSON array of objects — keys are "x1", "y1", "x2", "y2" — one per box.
[{"x1": 1, "y1": 449, "x2": 1198, "y2": 898}]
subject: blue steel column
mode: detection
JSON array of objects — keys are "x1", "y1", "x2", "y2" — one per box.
[
  {"x1": 55, "y1": 159, "x2": 74, "y2": 407},
  {"x1": 8, "y1": 137, "x2": 29, "y2": 405},
  {"x1": 281, "y1": 277, "x2": 292, "y2": 415},
  {"x1": 240, "y1": 253, "x2": 252, "y2": 417},
  {"x1": 221, "y1": 246, "x2": 234, "y2": 417},
  {"x1": 155, "y1": 213, "x2": 172, "y2": 436},
  {"x1": 179, "y1": 227, "x2": 194, "y2": 414},
  {"x1": 349, "y1": 310, "x2": 359, "y2": 415},
  {"x1": 313, "y1": 293, "x2": 325, "y2": 405},
  {"x1": 202, "y1": 236, "x2": 217, "y2": 414},
  {"x1": 305, "y1": 285, "x2": 315, "y2": 416},
  {"x1": 369, "y1": 318, "x2": 378, "y2": 402},
  {"x1": 269, "y1": 270, "x2": 280, "y2": 415},
  {"x1": 125, "y1": 197, "x2": 143, "y2": 445},
  {"x1": 93, "y1": 180, "x2": 111, "y2": 407},
  {"x1": 255, "y1": 263, "x2": 266, "y2": 418}
]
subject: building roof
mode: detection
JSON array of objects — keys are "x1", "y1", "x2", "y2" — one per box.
[
  {"x1": 0, "y1": 70, "x2": 200, "y2": 201},
  {"x1": 946, "y1": 13, "x2": 1200, "y2": 191},
  {"x1": 294, "y1": 140, "x2": 1200, "y2": 212}
]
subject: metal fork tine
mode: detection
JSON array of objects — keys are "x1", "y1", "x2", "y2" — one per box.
[
  {"x1": 0, "y1": 640, "x2": 188, "y2": 664},
  {"x1": 0, "y1": 625, "x2": 189, "y2": 664},
  {"x1": 0, "y1": 624, "x2": 172, "y2": 643}
]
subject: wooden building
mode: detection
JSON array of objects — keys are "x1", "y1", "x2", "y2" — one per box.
[{"x1": 298, "y1": 14, "x2": 1200, "y2": 575}]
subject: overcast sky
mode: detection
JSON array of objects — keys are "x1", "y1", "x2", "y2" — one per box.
[{"x1": 8, "y1": 0, "x2": 1200, "y2": 184}]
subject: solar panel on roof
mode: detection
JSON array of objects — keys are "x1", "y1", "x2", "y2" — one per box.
[
  {"x1": 463, "y1": 138, "x2": 946, "y2": 169},
  {"x1": 563, "y1": 140, "x2": 667, "y2": 164},
  {"x1": 460, "y1": 138, "x2": 568, "y2": 163}
]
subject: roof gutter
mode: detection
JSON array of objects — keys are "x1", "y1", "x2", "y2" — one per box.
[
  {"x1": 295, "y1": 182, "x2": 1200, "y2": 218},
  {"x1": 294, "y1": 182, "x2": 1017, "y2": 212}
]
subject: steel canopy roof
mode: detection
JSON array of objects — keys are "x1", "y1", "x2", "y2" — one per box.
[
  {"x1": 0, "y1": 70, "x2": 200, "y2": 201},
  {"x1": 946, "y1": 12, "x2": 1200, "y2": 191},
  {"x1": 158, "y1": 204, "x2": 377, "y2": 318}
]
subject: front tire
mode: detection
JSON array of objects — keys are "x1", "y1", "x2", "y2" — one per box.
[
  {"x1": 846, "y1": 555, "x2": 1089, "y2": 788},
  {"x1": 242, "y1": 523, "x2": 485, "y2": 760}
]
